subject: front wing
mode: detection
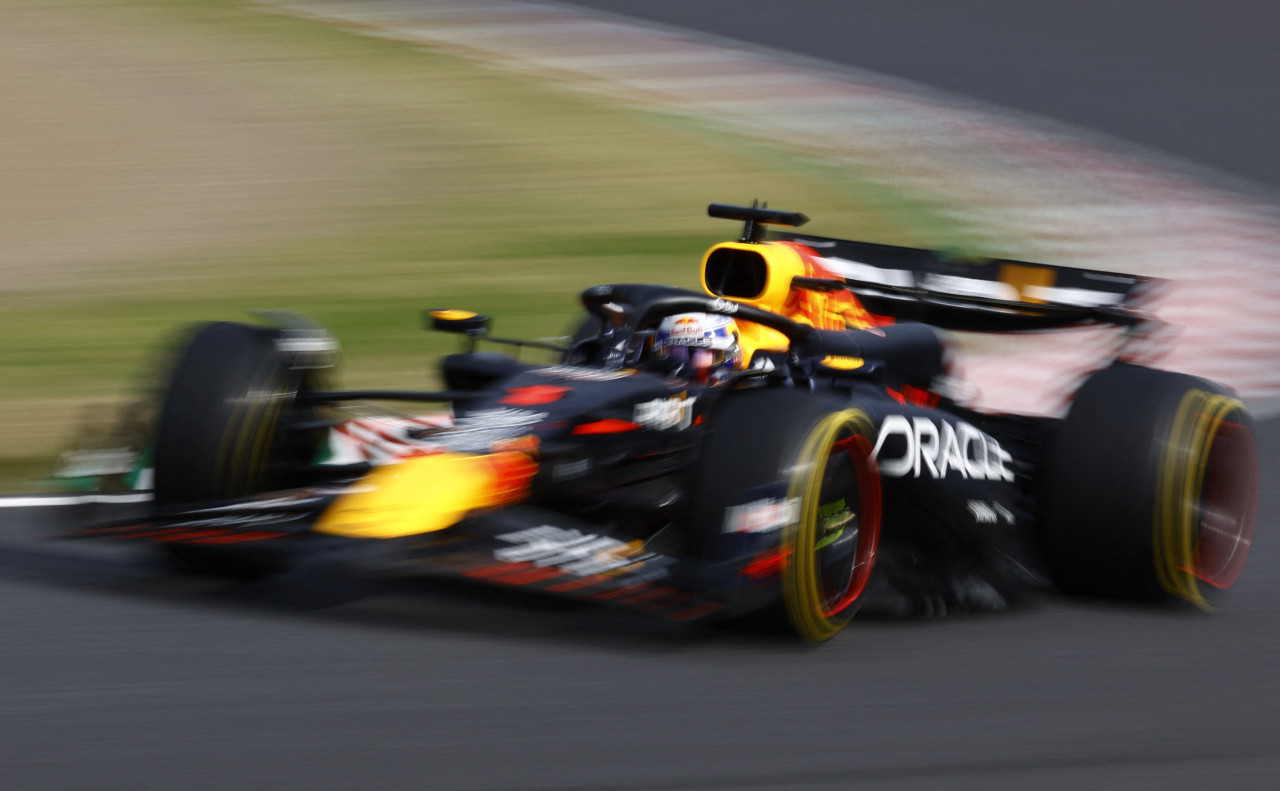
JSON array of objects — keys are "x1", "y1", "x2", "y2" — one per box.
[{"x1": 68, "y1": 495, "x2": 776, "y2": 624}]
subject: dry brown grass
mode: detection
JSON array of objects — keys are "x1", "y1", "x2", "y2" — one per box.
[{"x1": 0, "y1": 0, "x2": 917, "y2": 490}]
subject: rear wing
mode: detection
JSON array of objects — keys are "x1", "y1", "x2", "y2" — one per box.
[{"x1": 775, "y1": 231, "x2": 1155, "y2": 332}]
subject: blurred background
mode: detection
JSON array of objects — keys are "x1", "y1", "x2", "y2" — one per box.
[
  {"x1": 6, "y1": 0, "x2": 1279, "y2": 492},
  {"x1": 3, "y1": 2, "x2": 1279, "y2": 788},
  {"x1": 1, "y1": 0, "x2": 919, "y2": 491}
]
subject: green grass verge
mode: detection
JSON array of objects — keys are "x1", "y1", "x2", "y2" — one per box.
[{"x1": 1, "y1": 0, "x2": 945, "y2": 491}]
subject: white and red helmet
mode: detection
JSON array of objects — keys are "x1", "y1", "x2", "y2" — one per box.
[{"x1": 653, "y1": 313, "x2": 742, "y2": 383}]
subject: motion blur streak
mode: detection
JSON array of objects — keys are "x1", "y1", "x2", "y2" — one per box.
[
  {"x1": 2, "y1": 3, "x2": 1279, "y2": 790},
  {"x1": 260, "y1": 0, "x2": 1280, "y2": 416}
]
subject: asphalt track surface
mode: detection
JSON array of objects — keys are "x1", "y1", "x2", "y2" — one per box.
[
  {"x1": 6, "y1": 5, "x2": 1280, "y2": 790},
  {"x1": 2, "y1": 421, "x2": 1277, "y2": 790},
  {"x1": 561, "y1": 0, "x2": 1280, "y2": 192}
]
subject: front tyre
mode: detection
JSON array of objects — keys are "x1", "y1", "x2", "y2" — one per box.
[
  {"x1": 689, "y1": 388, "x2": 882, "y2": 642},
  {"x1": 150, "y1": 321, "x2": 330, "y2": 576},
  {"x1": 153, "y1": 321, "x2": 327, "y2": 505}
]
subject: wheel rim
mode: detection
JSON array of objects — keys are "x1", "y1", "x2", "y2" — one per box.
[
  {"x1": 215, "y1": 367, "x2": 288, "y2": 497},
  {"x1": 814, "y1": 433, "x2": 879, "y2": 617},
  {"x1": 783, "y1": 409, "x2": 882, "y2": 642},
  {"x1": 1156, "y1": 391, "x2": 1258, "y2": 607},
  {"x1": 1191, "y1": 410, "x2": 1258, "y2": 591}
]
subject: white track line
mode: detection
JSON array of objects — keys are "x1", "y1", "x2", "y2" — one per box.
[{"x1": 0, "y1": 493, "x2": 152, "y2": 508}]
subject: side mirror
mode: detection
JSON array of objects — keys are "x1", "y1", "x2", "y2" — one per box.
[
  {"x1": 426, "y1": 309, "x2": 491, "y2": 351},
  {"x1": 426, "y1": 309, "x2": 490, "y2": 334}
]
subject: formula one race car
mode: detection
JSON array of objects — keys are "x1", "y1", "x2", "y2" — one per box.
[{"x1": 72, "y1": 204, "x2": 1259, "y2": 642}]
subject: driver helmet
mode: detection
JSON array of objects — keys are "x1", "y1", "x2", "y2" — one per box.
[{"x1": 653, "y1": 312, "x2": 743, "y2": 384}]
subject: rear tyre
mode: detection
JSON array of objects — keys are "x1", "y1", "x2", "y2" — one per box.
[
  {"x1": 1038, "y1": 363, "x2": 1258, "y2": 607},
  {"x1": 151, "y1": 321, "x2": 329, "y2": 575},
  {"x1": 690, "y1": 388, "x2": 881, "y2": 642}
]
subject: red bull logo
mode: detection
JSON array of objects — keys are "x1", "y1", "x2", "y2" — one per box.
[{"x1": 670, "y1": 316, "x2": 703, "y2": 340}]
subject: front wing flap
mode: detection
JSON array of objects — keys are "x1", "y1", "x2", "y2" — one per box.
[{"x1": 68, "y1": 495, "x2": 747, "y2": 624}]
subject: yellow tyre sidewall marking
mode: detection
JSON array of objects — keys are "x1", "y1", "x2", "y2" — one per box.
[
  {"x1": 782, "y1": 408, "x2": 876, "y2": 643},
  {"x1": 215, "y1": 367, "x2": 285, "y2": 498},
  {"x1": 1155, "y1": 390, "x2": 1242, "y2": 609}
]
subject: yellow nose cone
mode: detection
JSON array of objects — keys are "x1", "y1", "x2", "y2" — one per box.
[{"x1": 314, "y1": 451, "x2": 537, "y2": 539}]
